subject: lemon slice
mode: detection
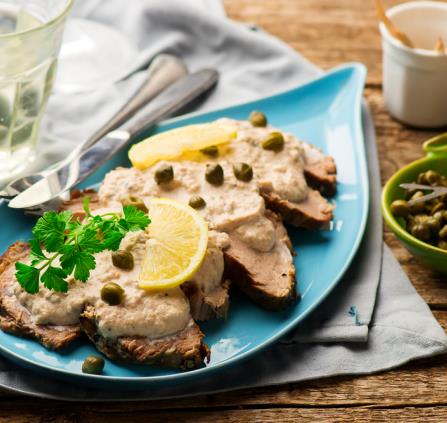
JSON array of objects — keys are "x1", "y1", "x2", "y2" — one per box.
[
  {"x1": 129, "y1": 123, "x2": 237, "y2": 169},
  {"x1": 139, "y1": 198, "x2": 208, "y2": 290}
]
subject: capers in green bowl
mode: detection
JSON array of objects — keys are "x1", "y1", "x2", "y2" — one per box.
[
  {"x1": 101, "y1": 282, "x2": 125, "y2": 306},
  {"x1": 82, "y1": 355, "x2": 105, "y2": 375},
  {"x1": 382, "y1": 132, "x2": 447, "y2": 274}
]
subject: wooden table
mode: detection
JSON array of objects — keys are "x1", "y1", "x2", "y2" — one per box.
[{"x1": 2, "y1": 1, "x2": 447, "y2": 421}]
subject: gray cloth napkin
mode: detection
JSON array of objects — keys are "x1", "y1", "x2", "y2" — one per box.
[{"x1": 0, "y1": 0, "x2": 446, "y2": 399}]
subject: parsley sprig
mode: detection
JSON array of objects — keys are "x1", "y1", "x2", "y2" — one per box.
[{"x1": 15, "y1": 197, "x2": 150, "y2": 294}]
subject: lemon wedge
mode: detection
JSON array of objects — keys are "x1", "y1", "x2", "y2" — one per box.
[
  {"x1": 129, "y1": 123, "x2": 236, "y2": 169},
  {"x1": 139, "y1": 198, "x2": 208, "y2": 290}
]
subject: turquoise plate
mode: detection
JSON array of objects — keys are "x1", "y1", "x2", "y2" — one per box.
[{"x1": 0, "y1": 63, "x2": 368, "y2": 389}]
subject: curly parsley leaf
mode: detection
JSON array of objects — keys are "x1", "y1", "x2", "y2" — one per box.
[{"x1": 15, "y1": 200, "x2": 150, "y2": 294}]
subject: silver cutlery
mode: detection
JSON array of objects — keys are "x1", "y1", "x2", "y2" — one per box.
[
  {"x1": 0, "y1": 54, "x2": 188, "y2": 199},
  {"x1": 400, "y1": 183, "x2": 447, "y2": 205},
  {"x1": 8, "y1": 69, "x2": 219, "y2": 214}
]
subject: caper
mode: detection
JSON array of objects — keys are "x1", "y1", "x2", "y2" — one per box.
[
  {"x1": 249, "y1": 111, "x2": 267, "y2": 127},
  {"x1": 411, "y1": 223, "x2": 431, "y2": 242},
  {"x1": 431, "y1": 201, "x2": 445, "y2": 215},
  {"x1": 390, "y1": 199, "x2": 410, "y2": 218},
  {"x1": 439, "y1": 225, "x2": 447, "y2": 240},
  {"x1": 101, "y1": 282, "x2": 125, "y2": 306},
  {"x1": 261, "y1": 131, "x2": 284, "y2": 152},
  {"x1": 82, "y1": 355, "x2": 105, "y2": 375},
  {"x1": 405, "y1": 189, "x2": 416, "y2": 200},
  {"x1": 414, "y1": 214, "x2": 430, "y2": 223},
  {"x1": 189, "y1": 195, "x2": 206, "y2": 209},
  {"x1": 200, "y1": 145, "x2": 219, "y2": 157},
  {"x1": 111, "y1": 250, "x2": 134, "y2": 270},
  {"x1": 425, "y1": 170, "x2": 441, "y2": 185},
  {"x1": 433, "y1": 210, "x2": 446, "y2": 225},
  {"x1": 417, "y1": 172, "x2": 428, "y2": 185},
  {"x1": 205, "y1": 163, "x2": 224, "y2": 186},
  {"x1": 154, "y1": 164, "x2": 174, "y2": 184},
  {"x1": 426, "y1": 217, "x2": 441, "y2": 236},
  {"x1": 438, "y1": 240, "x2": 447, "y2": 250},
  {"x1": 410, "y1": 191, "x2": 426, "y2": 214},
  {"x1": 121, "y1": 196, "x2": 148, "y2": 213},
  {"x1": 233, "y1": 162, "x2": 253, "y2": 182},
  {"x1": 406, "y1": 216, "x2": 415, "y2": 233}
]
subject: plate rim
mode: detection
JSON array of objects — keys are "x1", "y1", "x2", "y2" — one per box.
[{"x1": 0, "y1": 62, "x2": 368, "y2": 385}]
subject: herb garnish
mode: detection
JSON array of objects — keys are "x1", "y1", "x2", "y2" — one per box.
[{"x1": 15, "y1": 197, "x2": 150, "y2": 294}]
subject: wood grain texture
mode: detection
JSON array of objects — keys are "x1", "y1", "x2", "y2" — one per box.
[{"x1": 2, "y1": 0, "x2": 447, "y2": 421}]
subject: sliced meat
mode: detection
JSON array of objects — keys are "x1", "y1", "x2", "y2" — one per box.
[
  {"x1": 80, "y1": 306, "x2": 209, "y2": 370},
  {"x1": 261, "y1": 189, "x2": 334, "y2": 230},
  {"x1": 62, "y1": 190, "x2": 232, "y2": 322},
  {"x1": 182, "y1": 278, "x2": 230, "y2": 321},
  {"x1": 0, "y1": 242, "x2": 81, "y2": 350},
  {"x1": 301, "y1": 142, "x2": 337, "y2": 197},
  {"x1": 224, "y1": 211, "x2": 297, "y2": 311}
]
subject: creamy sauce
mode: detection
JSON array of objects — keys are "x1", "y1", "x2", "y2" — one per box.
[
  {"x1": 97, "y1": 119, "x2": 308, "y2": 253},
  {"x1": 99, "y1": 160, "x2": 273, "y2": 251},
  {"x1": 217, "y1": 118, "x2": 309, "y2": 203},
  {"x1": 15, "y1": 230, "x2": 191, "y2": 339},
  {"x1": 189, "y1": 231, "x2": 229, "y2": 294}
]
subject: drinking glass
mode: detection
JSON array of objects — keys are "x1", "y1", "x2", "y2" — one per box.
[{"x1": 0, "y1": 0, "x2": 73, "y2": 181}]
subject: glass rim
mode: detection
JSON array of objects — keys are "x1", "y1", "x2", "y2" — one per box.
[{"x1": 0, "y1": 0, "x2": 74, "y2": 39}]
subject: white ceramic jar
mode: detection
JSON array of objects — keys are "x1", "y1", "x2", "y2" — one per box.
[{"x1": 379, "y1": 1, "x2": 447, "y2": 128}]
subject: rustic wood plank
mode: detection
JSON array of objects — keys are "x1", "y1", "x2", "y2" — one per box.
[{"x1": 1, "y1": 407, "x2": 447, "y2": 423}]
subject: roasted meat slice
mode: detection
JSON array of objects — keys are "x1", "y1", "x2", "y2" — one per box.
[
  {"x1": 301, "y1": 142, "x2": 337, "y2": 197},
  {"x1": 182, "y1": 278, "x2": 230, "y2": 321},
  {"x1": 0, "y1": 242, "x2": 81, "y2": 350},
  {"x1": 80, "y1": 306, "x2": 209, "y2": 370},
  {"x1": 261, "y1": 189, "x2": 334, "y2": 230},
  {"x1": 224, "y1": 211, "x2": 297, "y2": 311}
]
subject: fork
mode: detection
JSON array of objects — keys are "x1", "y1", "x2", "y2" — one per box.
[{"x1": 0, "y1": 54, "x2": 188, "y2": 199}]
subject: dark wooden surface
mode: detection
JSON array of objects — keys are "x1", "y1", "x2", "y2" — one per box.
[{"x1": 2, "y1": 1, "x2": 447, "y2": 421}]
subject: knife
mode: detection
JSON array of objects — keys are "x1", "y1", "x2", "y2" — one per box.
[{"x1": 8, "y1": 69, "x2": 219, "y2": 210}]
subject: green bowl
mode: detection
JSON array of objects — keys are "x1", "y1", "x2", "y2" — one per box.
[{"x1": 381, "y1": 133, "x2": 447, "y2": 274}]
